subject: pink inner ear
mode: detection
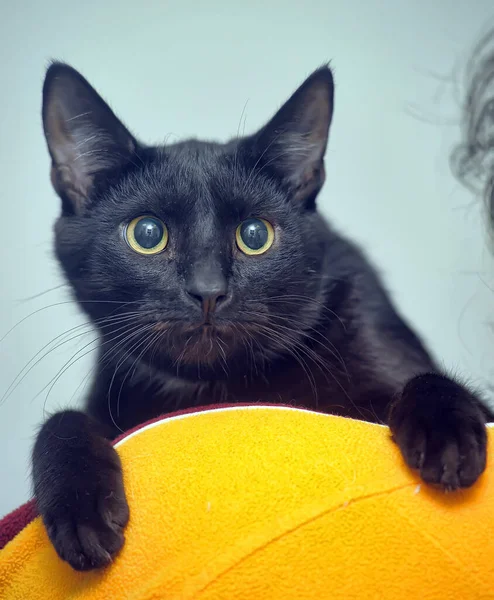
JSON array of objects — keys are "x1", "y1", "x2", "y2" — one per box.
[{"x1": 50, "y1": 164, "x2": 91, "y2": 214}]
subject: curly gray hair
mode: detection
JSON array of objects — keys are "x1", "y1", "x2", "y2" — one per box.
[{"x1": 451, "y1": 29, "x2": 494, "y2": 239}]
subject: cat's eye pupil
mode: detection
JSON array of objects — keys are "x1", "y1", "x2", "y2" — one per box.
[
  {"x1": 133, "y1": 217, "x2": 163, "y2": 249},
  {"x1": 239, "y1": 218, "x2": 269, "y2": 250}
]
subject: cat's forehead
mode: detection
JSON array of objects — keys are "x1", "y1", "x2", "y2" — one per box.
[{"x1": 126, "y1": 142, "x2": 287, "y2": 219}]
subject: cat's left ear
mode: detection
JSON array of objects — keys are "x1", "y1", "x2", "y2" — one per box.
[{"x1": 245, "y1": 66, "x2": 334, "y2": 208}]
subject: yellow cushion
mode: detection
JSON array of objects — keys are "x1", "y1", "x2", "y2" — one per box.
[{"x1": 1, "y1": 406, "x2": 493, "y2": 599}]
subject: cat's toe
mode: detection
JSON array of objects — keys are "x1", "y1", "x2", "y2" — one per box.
[
  {"x1": 48, "y1": 519, "x2": 123, "y2": 571},
  {"x1": 389, "y1": 373, "x2": 488, "y2": 490},
  {"x1": 42, "y1": 475, "x2": 129, "y2": 571},
  {"x1": 418, "y1": 430, "x2": 486, "y2": 490}
]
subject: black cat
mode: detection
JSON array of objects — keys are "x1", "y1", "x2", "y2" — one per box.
[{"x1": 33, "y1": 62, "x2": 491, "y2": 571}]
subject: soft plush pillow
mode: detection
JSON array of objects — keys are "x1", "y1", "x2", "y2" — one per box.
[{"x1": 1, "y1": 405, "x2": 493, "y2": 599}]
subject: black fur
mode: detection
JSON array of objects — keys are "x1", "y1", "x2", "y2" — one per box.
[{"x1": 33, "y1": 62, "x2": 491, "y2": 571}]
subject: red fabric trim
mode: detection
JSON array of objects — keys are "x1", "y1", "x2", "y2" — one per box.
[
  {"x1": 112, "y1": 402, "x2": 294, "y2": 444},
  {"x1": 0, "y1": 403, "x2": 296, "y2": 550},
  {"x1": 0, "y1": 499, "x2": 38, "y2": 551}
]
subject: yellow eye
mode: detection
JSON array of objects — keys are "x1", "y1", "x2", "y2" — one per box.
[
  {"x1": 125, "y1": 216, "x2": 168, "y2": 255},
  {"x1": 236, "y1": 218, "x2": 275, "y2": 256}
]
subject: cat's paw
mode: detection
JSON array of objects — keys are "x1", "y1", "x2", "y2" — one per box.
[
  {"x1": 35, "y1": 436, "x2": 129, "y2": 571},
  {"x1": 389, "y1": 373, "x2": 488, "y2": 490},
  {"x1": 43, "y1": 471, "x2": 129, "y2": 571}
]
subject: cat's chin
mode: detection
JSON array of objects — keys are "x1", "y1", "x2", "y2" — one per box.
[
  {"x1": 163, "y1": 322, "x2": 239, "y2": 367},
  {"x1": 145, "y1": 319, "x2": 270, "y2": 371}
]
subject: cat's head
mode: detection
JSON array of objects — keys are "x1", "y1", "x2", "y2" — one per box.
[{"x1": 42, "y1": 62, "x2": 335, "y2": 379}]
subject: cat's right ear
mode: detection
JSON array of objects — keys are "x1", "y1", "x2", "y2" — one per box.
[
  {"x1": 242, "y1": 66, "x2": 334, "y2": 209},
  {"x1": 42, "y1": 63, "x2": 140, "y2": 215}
]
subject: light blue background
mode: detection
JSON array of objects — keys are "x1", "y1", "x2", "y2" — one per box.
[{"x1": 1, "y1": 0, "x2": 493, "y2": 515}]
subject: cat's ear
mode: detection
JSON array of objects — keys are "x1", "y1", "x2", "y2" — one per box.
[
  {"x1": 247, "y1": 66, "x2": 334, "y2": 208},
  {"x1": 42, "y1": 62, "x2": 139, "y2": 215}
]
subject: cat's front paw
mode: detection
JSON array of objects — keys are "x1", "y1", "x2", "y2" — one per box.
[
  {"x1": 389, "y1": 373, "x2": 488, "y2": 490},
  {"x1": 35, "y1": 439, "x2": 129, "y2": 571}
]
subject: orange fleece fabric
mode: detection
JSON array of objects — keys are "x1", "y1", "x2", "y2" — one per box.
[{"x1": 0, "y1": 406, "x2": 493, "y2": 599}]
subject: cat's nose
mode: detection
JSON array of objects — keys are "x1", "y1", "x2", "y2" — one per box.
[{"x1": 185, "y1": 271, "x2": 228, "y2": 314}]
